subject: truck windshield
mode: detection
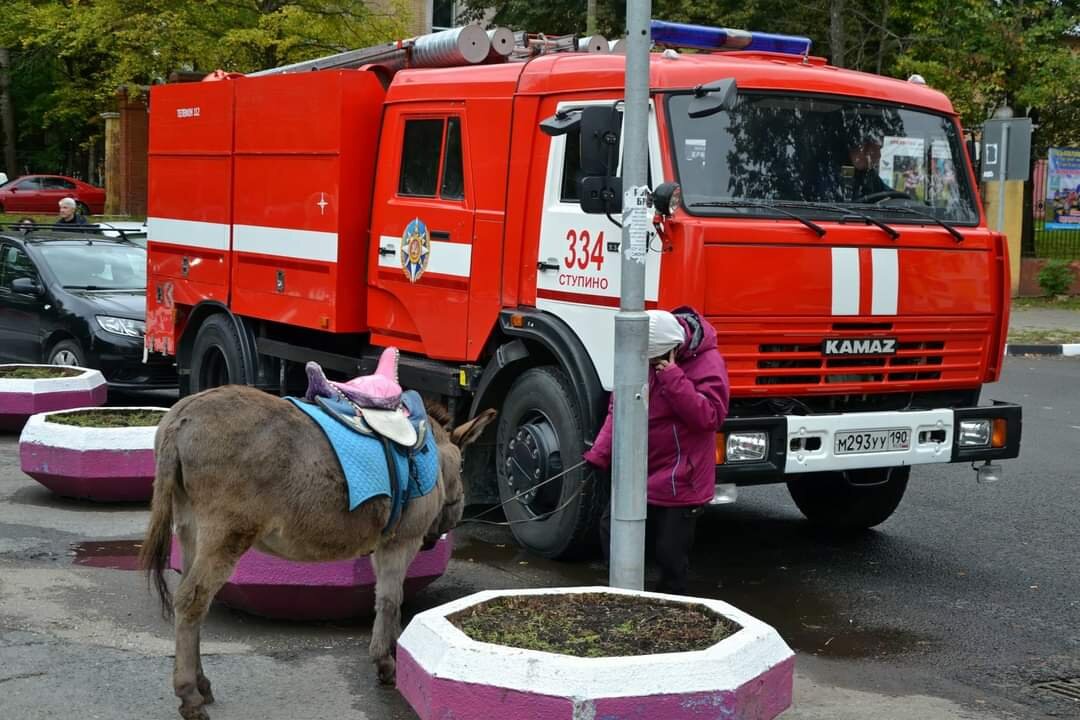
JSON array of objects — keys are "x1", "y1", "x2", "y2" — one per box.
[{"x1": 666, "y1": 92, "x2": 979, "y2": 225}]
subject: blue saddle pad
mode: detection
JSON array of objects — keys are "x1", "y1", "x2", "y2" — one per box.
[{"x1": 286, "y1": 391, "x2": 438, "y2": 531}]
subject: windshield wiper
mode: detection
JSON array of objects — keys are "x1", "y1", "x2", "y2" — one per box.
[
  {"x1": 689, "y1": 200, "x2": 826, "y2": 237},
  {"x1": 775, "y1": 201, "x2": 900, "y2": 241},
  {"x1": 867, "y1": 204, "x2": 964, "y2": 243}
]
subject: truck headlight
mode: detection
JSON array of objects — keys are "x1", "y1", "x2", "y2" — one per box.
[
  {"x1": 726, "y1": 432, "x2": 768, "y2": 462},
  {"x1": 96, "y1": 315, "x2": 145, "y2": 338},
  {"x1": 958, "y1": 419, "x2": 991, "y2": 447}
]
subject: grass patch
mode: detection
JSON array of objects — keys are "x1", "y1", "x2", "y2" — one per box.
[
  {"x1": 1007, "y1": 328, "x2": 1080, "y2": 345},
  {"x1": 1012, "y1": 296, "x2": 1080, "y2": 311},
  {"x1": 0, "y1": 366, "x2": 84, "y2": 379},
  {"x1": 46, "y1": 409, "x2": 166, "y2": 428},
  {"x1": 448, "y1": 592, "x2": 739, "y2": 658}
]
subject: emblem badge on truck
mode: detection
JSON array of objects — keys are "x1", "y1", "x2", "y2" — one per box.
[
  {"x1": 822, "y1": 338, "x2": 898, "y2": 356},
  {"x1": 401, "y1": 218, "x2": 431, "y2": 283}
]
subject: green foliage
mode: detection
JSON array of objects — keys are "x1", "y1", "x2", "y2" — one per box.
[
  {"x1": 1038, "y1": 259, "x2": 1075, "y2": 297},
  {"x1": 0, "y1": 1, "x2": 410, "y2": 175}
]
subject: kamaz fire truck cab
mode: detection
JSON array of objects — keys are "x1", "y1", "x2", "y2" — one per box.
[{"x1": 145, "y1": 21, "x2": 1021, "y2": 558}]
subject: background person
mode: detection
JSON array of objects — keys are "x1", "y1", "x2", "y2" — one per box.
[
  {"x1": 56, "y1": 197, "x2": 87, "y2": 225},
  {"x1": 585, "y1": 306, "x2": 730, "y2": 595}
]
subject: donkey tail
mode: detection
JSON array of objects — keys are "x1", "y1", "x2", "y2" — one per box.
[{"x1": 139, "y1": 414, "x2": 182, "y2": 620}]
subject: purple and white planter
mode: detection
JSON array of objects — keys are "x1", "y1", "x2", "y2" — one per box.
[
  {"x1": 0, "y1": 365, "x2": 107, "y2": 431},
  {"x1": 19, "y1": 407, "x2": 162, "y2": 501},
  {"x1": 397, "y1": 586, "x2": 795, "y2": 720},
  {"x1": 169, "y1": 533, "x2": 453, "y2": 621}
]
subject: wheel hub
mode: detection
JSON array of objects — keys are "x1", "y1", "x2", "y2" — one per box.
[{"x1": 505, "y1": 420, "x2": 563, "y2": 514}]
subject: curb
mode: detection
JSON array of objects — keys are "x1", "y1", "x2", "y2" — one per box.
[{"x1": 1006, "y1": 343, "x2": 1080, "y2": 357}]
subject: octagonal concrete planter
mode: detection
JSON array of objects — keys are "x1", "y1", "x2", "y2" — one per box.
[
  {"x1": 19, "y1": 407, "x2": 164, "y2": 501},
  {"x1": 0, "y1": 365, "x2": 107, "y2": 430},
  {"x1": 397, "y1": 586, "x2": 795, "y2": 720},
  {"x1": 169, "y1": 533, "x2": 453, "y2": 621}
]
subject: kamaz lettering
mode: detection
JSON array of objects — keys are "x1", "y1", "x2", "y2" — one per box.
[{"x1": 823, "y1": 338, "x2": 898, "y2": 356}]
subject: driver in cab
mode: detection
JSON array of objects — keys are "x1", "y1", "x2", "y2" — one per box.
[{"x1": 843, "y1": 137, "x2": 890, "y2": 201}]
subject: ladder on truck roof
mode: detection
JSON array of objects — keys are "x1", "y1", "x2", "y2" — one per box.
[{"x1": 246, "y1": 25, "x2": 620, "y2": 78}]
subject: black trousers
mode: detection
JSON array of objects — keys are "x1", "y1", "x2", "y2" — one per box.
[{"x1": 600, "y1": 502, "x2": 705, "y2": 595}]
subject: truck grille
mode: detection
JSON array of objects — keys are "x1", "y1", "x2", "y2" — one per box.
[{"x1": 717, "y1": 318, "x2": 990, "y2": 394}]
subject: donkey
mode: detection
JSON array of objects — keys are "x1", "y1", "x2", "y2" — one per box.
[{"x1": 139, "y1": 384, "x2": 495, "y2": 720}]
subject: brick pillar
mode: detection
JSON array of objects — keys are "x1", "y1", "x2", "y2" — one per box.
[
  {"x1": 117, "y1": 88, "x2": 149, "y2": 217},
  {"x1": 100, "y1": 112, "x2": 121, "y2": 216}
]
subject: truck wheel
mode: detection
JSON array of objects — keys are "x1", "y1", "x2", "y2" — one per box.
[
  {"x1": 786, "y1": 466, "x2": 910, "y2": 531},
  {"x1": 495, "y1": 366, "x2": 605, "y2": 559},
  {"x1": 189, "y1": 315, "x2": 250, "y2": 393}
]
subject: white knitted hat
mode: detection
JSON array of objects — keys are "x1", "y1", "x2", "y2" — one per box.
[{"x1": 646, "y1": 310, "x2": 685, "y2": 359}]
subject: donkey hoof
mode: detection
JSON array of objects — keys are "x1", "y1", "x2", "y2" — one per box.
[
  {"x1": 197, "y1": 677, "x2": 215, "y2": 705},
  {"x1": 179, "y1": 703, "x2": 210, "y2": 720},
  {"x1": 375, "y1": 656, "x2": 396, "y2": 685}
]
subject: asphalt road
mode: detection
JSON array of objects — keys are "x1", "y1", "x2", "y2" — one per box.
[{"x1": 0, "y1": 358, "x2": 1077, "y2": 719}]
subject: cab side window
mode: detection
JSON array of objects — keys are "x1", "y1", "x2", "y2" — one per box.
[{"x1": 398, "y1": 116, "x2": 466, "y2": 201}]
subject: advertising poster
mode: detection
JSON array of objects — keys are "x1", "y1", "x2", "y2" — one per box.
[
  {"x1": 1046, "y1": 147, "x2": 1080, "y2": 230},
  {"x1": 880, "y1": 137, "x2": 926, "y2": 201}
]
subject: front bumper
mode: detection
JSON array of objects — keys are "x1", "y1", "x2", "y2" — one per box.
[
  {"x1": 89, "y1": 332, "x2": 178, "y2": 389},
  {"x1": 716, "y1": 402, "x2": 1022, "y2": 483}
]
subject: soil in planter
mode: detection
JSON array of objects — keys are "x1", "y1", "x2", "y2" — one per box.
[
  {"x1": 46, "y1": 409, "x2": 167, "y2": 428},
  {"x1": 448, "y1": 592, "x2": 740, "y2": 658},
  {"x1": 0, "y1": 366, "x2": 84, "y2": 379}
]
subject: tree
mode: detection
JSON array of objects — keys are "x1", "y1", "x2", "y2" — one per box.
[
  {"x1": 0, "y1": 0, "x2": 410, "y2": 175},
  {"x1": 0, "y1": 48, "x2": 15, "y2": 177}
]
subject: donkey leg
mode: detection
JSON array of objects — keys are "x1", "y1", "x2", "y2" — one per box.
[
  {"x1": 176, "y1": 522, "x2": 213, "y2": 705},
  {"x1": 369, "y1": 535, "x2": 423, "y2": 684},
  {"x1": 172, "y1": 528, "x2": 253, "y2": 720}
]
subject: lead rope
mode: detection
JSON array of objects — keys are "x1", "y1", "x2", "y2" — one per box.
[{"x1": 457, "y1": 459, "x2": 589, "y2": 527}]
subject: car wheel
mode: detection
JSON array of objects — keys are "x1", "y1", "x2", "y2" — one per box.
[
  {"x1": 495, "y1": 366, "x2": 606, "y2": 559},
  {"x1": 47, "y1": 339, "x2": 86, "y2": 368},
  {"x1": 786, "y1": 466, "x2": 910, "y2": 532}
]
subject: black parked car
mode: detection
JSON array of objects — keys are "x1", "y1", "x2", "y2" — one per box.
[{"x1": 0, "y1": 225, "x2": 177, "y2": 388}]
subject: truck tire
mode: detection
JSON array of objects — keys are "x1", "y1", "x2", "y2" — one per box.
[
  {"x1": 189, "y1": 315, "x2": 250, "y2": 393},
  {"x1": 786, "y1": 466, "x2": 909, "y2": 531},
  {"x1": 495, "y1": 366, "x2": 605, "y2": 559}
]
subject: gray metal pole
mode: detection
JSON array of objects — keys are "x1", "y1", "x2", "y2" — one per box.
[
  {"x1": 996, "y1": 123, "x2": 1009, "y2": 232},
  {"x1": 609, "y1": 0, "x2": 651, "y2": 591}
]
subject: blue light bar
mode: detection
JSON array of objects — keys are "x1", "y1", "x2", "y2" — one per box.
[{"x1": 650, "y1": 20, "x2": 812, "y2": 57}]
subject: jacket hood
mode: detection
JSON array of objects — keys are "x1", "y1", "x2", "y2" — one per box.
[{"x1": 673, "y1": 305, "x2": 717, "y2": 359}]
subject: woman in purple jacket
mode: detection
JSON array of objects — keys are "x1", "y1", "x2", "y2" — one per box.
[{"x1": 584, "y1": 306, "x2": 730, "y2": 594}]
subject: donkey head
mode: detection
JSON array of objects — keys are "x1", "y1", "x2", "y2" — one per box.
[{"x1": 427, "y1": 408, "x2": 496, "y2": 543}]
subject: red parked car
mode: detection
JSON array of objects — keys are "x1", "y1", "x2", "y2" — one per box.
[{"x1": 0, "y1": 175, "x2": 106, "y2": 216}]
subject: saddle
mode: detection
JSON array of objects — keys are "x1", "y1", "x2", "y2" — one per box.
[{"x1": 290, "y1": 347, "x2": 438, "y2": 532}]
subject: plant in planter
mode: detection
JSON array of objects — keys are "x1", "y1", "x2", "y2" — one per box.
[
  {"x1": 397, "y1": 586, "x2": 795, "y2": 720},
  {"x1": 19, "y1": 407, "x2": 166, "y2": 501},
  {"x1": 168, "y1": 534, "x2": 454, "y2": 621},
  {"x1": 0, "y1": 364, "x2": 107, "y2": 430}
]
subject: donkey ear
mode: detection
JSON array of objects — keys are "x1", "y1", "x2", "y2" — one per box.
[{"x1": 450, "y1": 409, "x2": 497, "y2": 448}]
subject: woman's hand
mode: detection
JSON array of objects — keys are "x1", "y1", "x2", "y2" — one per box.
[{"x1": 654, "y1": 348, "x2": 677, "y2": 372}]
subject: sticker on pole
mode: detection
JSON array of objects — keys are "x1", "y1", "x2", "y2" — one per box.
[{"x1": 622, "y1": 185, "x2": 651, "y2": 264}]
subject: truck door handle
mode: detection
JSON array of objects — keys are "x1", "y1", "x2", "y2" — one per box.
[
  {"x1": 537, "y1": 258, "x2": 559, "y2": 271},
  {"x1": 378, "y1": 245, "x2": 396, "y2": 256}
]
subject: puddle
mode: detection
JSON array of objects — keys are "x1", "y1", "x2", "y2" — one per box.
[{"x1": 70, "y1": 539, "x2": 142, "y2": 570}]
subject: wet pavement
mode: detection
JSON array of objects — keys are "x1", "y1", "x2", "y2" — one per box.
[{"x1": 1, "y1": 358, "x2": 1078, "y2": 719}]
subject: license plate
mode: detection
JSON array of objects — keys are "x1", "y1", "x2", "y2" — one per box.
[{"x1": 834, "y1": 428, "x2": 910, "y2": 455}]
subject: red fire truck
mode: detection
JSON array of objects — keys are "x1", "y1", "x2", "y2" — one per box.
[{"x1": 145, "y1": 22, "x2": 1021, "y2": 558}]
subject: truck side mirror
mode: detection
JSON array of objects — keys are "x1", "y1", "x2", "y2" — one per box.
[
  {"x1": 578, "y1": 105, "x2": 623, "y2": 214},
  {"x1": 688, "y1": 78, "x2": 738, "y2": 119}
]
